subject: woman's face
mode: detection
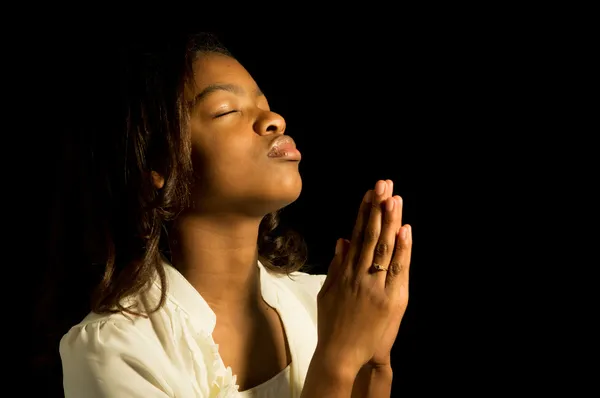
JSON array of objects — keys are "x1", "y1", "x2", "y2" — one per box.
[{"x1": 185, "y1": 53, "x2": 302, "y2": 217}]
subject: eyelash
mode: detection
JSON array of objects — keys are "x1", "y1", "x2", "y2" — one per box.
[{"x1": 214, "y1": 110, "x2": 238, "y2": 118}]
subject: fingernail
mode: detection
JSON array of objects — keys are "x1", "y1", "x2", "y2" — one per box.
[
  {"x1": 364, "y1": 190, "x2": 373, "y2": 203},
  {"x1": 375, "y1": 181, "x2": 385, "y2": 195},
  {"x1": 335, "y1": 239, "x2": 342, "y2": 255},
  {"x1": 386, "y1": 198, "x2": 395, "y2": 211},
  {"x1": 401, "y1": 227, "x2": 408, "y2": 240}
]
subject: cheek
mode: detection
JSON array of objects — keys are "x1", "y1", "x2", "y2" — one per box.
[
  {"x1": 193, "y1": 133, "x2": 258, "y2": 175},
  {"x1": 218, "y1": 135, "x2": 257, "y2": 166}
]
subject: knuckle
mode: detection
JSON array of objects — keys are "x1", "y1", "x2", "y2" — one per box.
[
  {"x1": 374, "y1": 242, "x2": 389, "y2": 257},
  {"x1": 389, "y1": 260, "x2": 403, "y2": 277},
  {"x1": 377, "y1": 295, "x2": 391, "y2": 311},
  {"x1": 364, "y1": 228, "x2": 378, "y2": 244},
  {"x1": 370, "y1": 202, "x2": 383, "y2": 212},
  {"x1": 383, "y1": 213, "x2": 395, "y2": 225}
]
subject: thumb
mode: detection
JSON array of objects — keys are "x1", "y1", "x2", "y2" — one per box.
[{"x1": 321, "y1": 239, "x2": 347, "y2": 295}]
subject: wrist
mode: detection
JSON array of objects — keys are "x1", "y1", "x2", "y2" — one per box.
[
  {"x1": 368, "y1": 352, "x2": 391, "y2": 366},
  {"x1": 366, "y1": 361, "x2": 393, "y2": 374},
  {"x1": 312, "y1": 344, "x2": 361, "y2": 383},
  {"x1": 370, "y1": 363, "x2": 393, "y2": 380},
  {"x1": 303, "y1": 346, "x2": 358, "y2": 397},
  {"x1": 352, "y1": 363, "x2": 393, "y2": 398}
]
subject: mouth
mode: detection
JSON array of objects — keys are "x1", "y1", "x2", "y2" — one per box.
[{"x1": 268, "y1": 136, "x2": 302, "y2": 161}]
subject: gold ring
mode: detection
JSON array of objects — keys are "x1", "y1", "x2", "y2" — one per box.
[{"x1": 372, "y1": 263, "x2": 388, "y2": 272}]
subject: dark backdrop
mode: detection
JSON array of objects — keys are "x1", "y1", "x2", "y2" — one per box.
[
  {"x1": 15, "y1": 12, "x2": 577, "y2": 396},
  {"x1": 24, "y1": 27, "x2": 470, "y2": 396}
]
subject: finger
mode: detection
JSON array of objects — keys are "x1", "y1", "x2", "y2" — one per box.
[
  {"x1": 345, "y1": 190, "x2": 374, "y2": 275},
  {"x1": 356, "y1": 180, "x2": 389, "y2": 274},
  {"x1": 396, "y1": 195, "x2": 403, "y2": 235},
  {"x1": 386, "y1": 224, "x2": 413, "y2": 293},
  {"x1": 371, "y1": 196, "x2": 403, "y2": 287},
  {"x1": 385, "y1": 179, "x2": 393, "y2": 198}
]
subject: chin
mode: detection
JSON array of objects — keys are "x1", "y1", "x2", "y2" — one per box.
[
  {"x1": 281, "y1": 174, "x2": 302, "y2": 200},
  {"x1": 260, "y1": 177, "x2": 302, "y2": 214},
  {"x1": 279, "y1": 189, "x2": 302, "y2": 209}
]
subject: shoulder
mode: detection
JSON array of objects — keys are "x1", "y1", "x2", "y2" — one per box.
[
  {"x1": 60, "y1": 289, "x2": 171, "y2": 362},
  {"x1": 60, "y1": 312, "x2": 157, "y2": 357},
  {"x1": 59, "y1": 312, "x2": 175, "y2": 397}
]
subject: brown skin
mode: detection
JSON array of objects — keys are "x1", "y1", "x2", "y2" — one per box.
[
  {"x1": 158, "y1": 53, "x2": 298, "y2": 390},
  {"x1": 359, "y1": 180, "x2": 409, "y2": 369},
  {"x1": 153, "y1": 53, "x2": 413, "y2": 396},
  {"x1": 303, "y1": 180, "x2": 412, "y2": 398}
]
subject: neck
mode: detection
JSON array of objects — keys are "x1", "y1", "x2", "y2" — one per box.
[{"x1": 169, "y1": 211, "x2": 265, "y2": 314}]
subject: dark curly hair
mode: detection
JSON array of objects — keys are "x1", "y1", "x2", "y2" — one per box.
[{"x1": 86, "y1": 32, "x2": 308, "y2": 317}]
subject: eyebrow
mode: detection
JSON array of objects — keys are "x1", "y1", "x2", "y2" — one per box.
[{"x1": 192, "y1": 83, "x2": 264, "y2": 105}]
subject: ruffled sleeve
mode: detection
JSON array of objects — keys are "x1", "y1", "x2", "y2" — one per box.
[{"x1": 59, "y1": 319, "x2": 174, "y2": 398}]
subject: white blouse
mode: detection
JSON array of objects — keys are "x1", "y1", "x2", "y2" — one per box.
[
  {"x1": 60, "y1": 261, "x2": 326, "y2": 398},
  {"x1": 238, "y1": 363, "x2": 291, "y2": 398}
]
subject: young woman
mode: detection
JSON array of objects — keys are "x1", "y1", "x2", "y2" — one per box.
[{"x1": 59, "y1": 32, "x2": 413, "y2": 397}]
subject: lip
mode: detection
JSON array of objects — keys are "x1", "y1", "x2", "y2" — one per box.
[{"x1": 267, "y1": 136, "x2": 301, "y2": 160}]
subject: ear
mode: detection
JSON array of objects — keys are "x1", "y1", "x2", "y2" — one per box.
[{"x1": 151, "y1": 171, "x2": 165, "y2": 189}]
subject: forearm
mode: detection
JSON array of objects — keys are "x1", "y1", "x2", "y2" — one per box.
[
  {"x1": 301, "y1": 348, "x2": 358, "y2": 398},
  {"x1": 351, "y1": 364, "x2": 393, "y2": 398}
]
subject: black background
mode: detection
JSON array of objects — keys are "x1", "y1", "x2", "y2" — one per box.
[{"x1": 19, "y1": 22, "x2": 548, "y2": 395}]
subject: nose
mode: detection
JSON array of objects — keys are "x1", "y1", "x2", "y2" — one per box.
[{"x1": 254, "y1": 110, "x2": 286, "y2": 136}]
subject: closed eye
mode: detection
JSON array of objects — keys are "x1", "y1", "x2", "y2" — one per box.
[{"x1": 214, "y1": 110, "x2": 238, "y2": 118}]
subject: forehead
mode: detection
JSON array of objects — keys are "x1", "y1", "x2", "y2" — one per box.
[{"x1": 190, "y1": 53, "x2": 256, "y2": 93}]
